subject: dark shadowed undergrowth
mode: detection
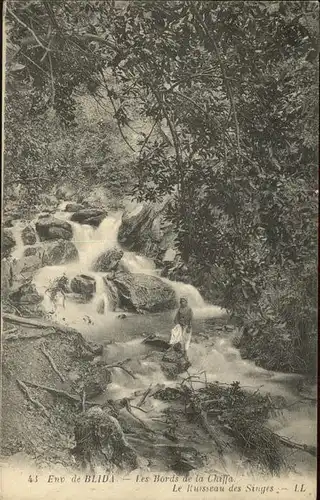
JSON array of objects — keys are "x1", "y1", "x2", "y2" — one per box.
[{"x1": 155, "y1": 378, "x2": 288, "y2": 476}]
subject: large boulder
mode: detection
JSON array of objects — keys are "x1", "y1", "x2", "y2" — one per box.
[
  {"x1": 103, "y1": 277, "x2": 119, "y2": 311},
  {"x1": 160, "y1": 344, "x2": 191, "y2": 379},
  {"x1": 117, "y1": 204, "x2": 154, "y2": 251},
  {"x1": 23, "y1": 245, "x2": 43, "y2": 258},
  {"x1": 91, "y1": 248, "x2": 123, "y2": 272},
  {"x1": 35, "y1": 216, "x2": 73, "y2": 241},
  {"x1": 42, "y1": 240, "x2": 78, "y2": 266},
  {"x1": 70, "y1": 208, "x2": 107, "y2": 227},
  {"x1": 112, "y1": 271, "x2": 177, "y2": 313},
  {"x1": 117, "y1": 201, "x2": 176, "y2": 260},
  {"x1": 21, "y1": 225, "x2": 37, "y2": 245},
  {"x1": 11, "y1": 248, "x2": 44, "y2": 282},
  {"x1": 70, "y1": 274, "x2": 96, "y2": 297},
  {"x1": 2, "y1": 229, "x2": 15, "y2": 257},
  {"x1": 9, "y1": 282, "x2": 43, "y2": 306}
]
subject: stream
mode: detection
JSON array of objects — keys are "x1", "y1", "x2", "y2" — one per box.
[{"x1": 11, "y1": 204, "x2": 316, "y2": 476}]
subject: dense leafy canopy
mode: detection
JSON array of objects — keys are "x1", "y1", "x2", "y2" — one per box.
[{"x1": 4, "y1": 0, "x2": 319, "y2": 372}]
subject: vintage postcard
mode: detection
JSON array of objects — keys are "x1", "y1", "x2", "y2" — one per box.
[{"x1": 1, "y1": 1, "x2": 318, "y2": 499}]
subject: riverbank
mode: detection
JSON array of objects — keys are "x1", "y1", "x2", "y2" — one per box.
[
  {"x1": 1, "y1": 194, "x2": 316, "y2": 483},
  {"x1": 1, "y1": 312, "x2": 316, "y2": 481},
  {"x1": 2, "y1": 188, "x2": 316, "y2": 378}
]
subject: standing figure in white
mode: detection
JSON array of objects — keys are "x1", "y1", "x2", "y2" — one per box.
[{"x1": 170, "y1": 297, "x2": 193, "y2": 353}]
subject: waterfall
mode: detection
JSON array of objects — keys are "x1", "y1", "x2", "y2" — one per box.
[
  {"x1": 11, "y1": 220, "x2": 40, "y2": 260},
  {"x1": 68, "y1": 213, "x2": 122, "y2": 268},
  {"x1": 10, "y1": 223, "x2": 26, "y2": 260},
  {"x1": 32, "y1": 211, "x2": 123, "y2": 327},
  {"x1": 30, "y1": 206, "x2": 226, "y2": 328},
  {"x1": 121, "y1": 251, "x2": 226, "y2": 316},
  {"x1": 11, "y1": 203, "x2": 315, "y2": 466},
  {"x1": 121, "y1": 252, "x2": 158, "y2": 276},
  {"x1": 91, "y1": 274, "x2": 111, "y2": 314}
]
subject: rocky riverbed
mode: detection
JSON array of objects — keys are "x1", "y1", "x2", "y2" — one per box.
[{"x1": 1, "y1": 190, "x2": 317, "y2": 481}]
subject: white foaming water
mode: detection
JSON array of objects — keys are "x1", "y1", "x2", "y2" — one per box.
[
  {"x1": 91, "y1": 273, "x2": 111, "y2": 314},
  {"x1": 71, "y1": 214, "x2": 122, "y2": 268},
  {"x1": 98, "y1": 338, "x2": 175, "y2": 401},
  {"x1": 33, "y1": 211, "x2": 122, "y2": 328},
  {"x1": 102, "y1": 334, "x2": 316, "y2": 456},
  {"x1": 121, "y1": 251, "x2": 227, "y2": 317},
  {"x1": 11, "y1": 222, "x2": 26, "y2": 260},
  {"x1": 11, "y1": 220, "x2": 40, "y2": 260},
  {"x1": 163, "y1": 277, "x2": 227, "y2": 317},
  {"x1": 19, "y1": 203, "x2": 315, "y2": 474},
  {"x1": 31, "y1": 206, "x2": 226, "y2": 326},
  {"x1": 121, "y1": 252, "x2": 158, "y2": 275}
]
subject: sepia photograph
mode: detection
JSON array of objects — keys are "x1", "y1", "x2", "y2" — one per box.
[{"x1": 1, "y1": 1, "x2": 318, "y2": 499}]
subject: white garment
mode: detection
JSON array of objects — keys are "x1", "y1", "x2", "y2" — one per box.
[
  {"x1": 170, "y1": 324, "x2": 192, "y2": 351},
  {"x1": 170, "y1": 324, "x2": 183, "y2": 344}
]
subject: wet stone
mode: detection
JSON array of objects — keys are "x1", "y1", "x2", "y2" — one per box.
[
  {"x1": 21, "y1": 225, "x2": 37, "y2": 246},
  {"x1": 70, "y1": 274, "x2": 96, "y2": 297},
  {"x1": 2, "y1": 229, "x2": 16, "y2": 257},
  {"x1": 160, "y1": 344, "x2": 191, "y2": 379},
  {"x1": 36, "y1": 216, "x2": 73, "y2": 241}
]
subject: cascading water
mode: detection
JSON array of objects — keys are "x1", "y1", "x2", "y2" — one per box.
[
  {"x1": 121, "y1": 252, "x2": 158, "y2": 276},
  {"x1": 32, "y1": 205, "x2": 226, "y2": 330},
  {"x1": 121, "y1": 251, "x2": 224, "y2": 316},
  {"x1": 10, "y1": 205, "x2": 316, "y2": 474},
  {"x1": 32, "y1": 210, "x2": 124, "y2": 331},
  {"x1": 11, "y1": 220, "x2": 40, "y2": 260},
  {"x1": 72, "y1": 213, "x2": 122, "y2": 267}
]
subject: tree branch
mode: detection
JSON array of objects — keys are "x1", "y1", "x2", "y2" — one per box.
[
  {"x1": 139, "y1": 116, "x2": 160, "y2": 157},
  {"x1": 22, "y1": 380, "x2": 83, "y2": 404},
  {"x1": 48, "y1": 52, "x2": 55, "y2": 105},
  {"x1": 42, "y1": 0, "x2": 59, "y2": 31},
  {"x1": 189, "y1": 2, "x2": 241, "y2": 156},
  {"x1": 7, "y1": 7, "x2": 52, "y2": 52},
  {"x1": 40, "y1": 25, "x2": 53, "y2": 62},
  {"x1": 148, "y1": 84, "x2": 183, "y2": 195},
  {"x1": 100, "y1": 72, "x2": 136, "y2": 152},
  {"x1": 100, "y1": 358, "x2": 136, "y2": 379},
  {"x1": 40, "y1": 344, "x2": 65, "y2": 382},
  {"x1": 19, "y1": 51, "x2": 51, "y2": 79},
  {"x1": 16, "y1": 379, "x2": 50, "y2": 418}
]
